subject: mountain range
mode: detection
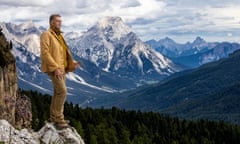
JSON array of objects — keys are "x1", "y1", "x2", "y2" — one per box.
[
  {"x1": 146, "y1": 37, "x2": 240, "y2": 68},
  {"x1": 68, "y1": 17, "x2": 182, "y2": 80},
  {"x1": 1, "y1": 16, "x2": 240, "y2": 124},
  {"x1": 0, "y1": 17, "x2": 182, "y2": 106}
]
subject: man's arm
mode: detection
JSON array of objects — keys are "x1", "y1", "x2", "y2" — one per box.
[{"x1": 40, "y1": 32, "x2": 59, "y2": 72}]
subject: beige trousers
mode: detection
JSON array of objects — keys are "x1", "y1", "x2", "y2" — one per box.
[{"x1": 48, "y1": 73, "x2": 67, "y2": 123}]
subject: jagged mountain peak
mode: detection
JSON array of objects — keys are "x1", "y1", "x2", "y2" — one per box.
[
  {"x1": 1, "y1": 21, "x2": 42, "y2": 56},
  {"x1": 18, "y1": 20, "x2": 35, "y2": 29},
  {"x1": 65, "y1": 31, "x2": 82, "y2": 39},
  {"x1": 95, "y1": 16, "x2": 131, "y2": 40},
  {"x1": 159, "y1": 37, "x2": 177, "y2": 45},
  {"x1": 192, "y1": 36, "x2": 207, "y2": 45},
  {"x1": 2, "y1": 21, "x2": 40, "y2": 35},
  {"x1": 70, "y1": 16, "x2": 182, "y2": 79},
  {"x1": 99, "y1": 16, "x2": 122, "y2": 26},
  {"x1": 162, "y1": 37, "x2": 175, "y2": 42}
]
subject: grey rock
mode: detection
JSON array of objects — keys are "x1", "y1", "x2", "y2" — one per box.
[
  {"x1": 0, "y1": 119, "x2": 85, "y2": 144},
  {"x1": 38, "y1": 122, "x2": 85, "y2": 144}
]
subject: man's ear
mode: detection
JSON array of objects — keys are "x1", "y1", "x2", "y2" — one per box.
[
  {"x1": 50, "y1": 20, "x2": 54, "y2": 27},
  {"x1": 50, "y1": 22, "x2": 52, "y2": 26}
]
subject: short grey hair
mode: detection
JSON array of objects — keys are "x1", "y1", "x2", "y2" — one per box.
[{"x1": 49, "y1": 14, "x2": 61, "y2": 23}]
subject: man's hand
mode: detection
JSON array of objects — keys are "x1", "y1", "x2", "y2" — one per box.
[
  {"x1": 73, "y1": 61, "x2": 80, "y2": 70},
  {"x1": 54, "y1": 68, "x2": 64, "y2": 80}
]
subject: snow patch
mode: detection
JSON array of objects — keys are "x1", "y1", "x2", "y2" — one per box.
[
  {"x1": 18, "y1": 76, "x2": 51, "y2": 93},
  {"x1": 102, "y1": 39, "x2": 115, "y2": 72},
  {"x1": 66, "y1": 73, "x2": 114, "y2": 93}
]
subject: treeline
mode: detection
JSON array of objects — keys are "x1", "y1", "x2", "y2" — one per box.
[{"x1": 21, "y1": 90, "x2": 240, "y2": 144}]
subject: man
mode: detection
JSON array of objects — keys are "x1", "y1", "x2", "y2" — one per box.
[{"x1": 40, "y1": 14, "x2": 79, "y2": 129}]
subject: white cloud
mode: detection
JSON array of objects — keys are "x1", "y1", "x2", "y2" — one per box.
[
  {"x1": 0, "y1": 0, "x2": 54, "y2": 6},
  {"x1": 120, "y1": 0, "x2": 141, "y2": 8},
  {"x1": 133, "y1": 0, "x2": 240, "y2": 42},
  {"x1": 0, "y1": 0, "x2": 240, "y2": 43},
  {"x1": 47, "y1": 0, "x2": 166, "y2": 32}
]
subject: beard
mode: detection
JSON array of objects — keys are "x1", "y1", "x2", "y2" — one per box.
[{"x1": 50, "y1": 25, "x2": 61, "y2": 35}]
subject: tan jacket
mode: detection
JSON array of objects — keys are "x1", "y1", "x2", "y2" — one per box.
[{"x1": 40, "y1": 29, "x2": 75, "y2": 73}]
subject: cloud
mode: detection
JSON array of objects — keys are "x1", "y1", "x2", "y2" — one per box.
[
  {"x1": 48, "y1": 0, "x2": 166, "y2": 32},
  {"x1": 165, "y1": 0, "x2": 240, "y2": 8},
  {"x1": 0, "y1": 0, "x2": 54, "y2": 6},
  {"x1": 135, "y1": 0, "x2": 240, "y2": 42},
  {"x1": 1, "y1": 0, "x2": 165, "y2": 28},
  {"x1": 120, "y1": 0, "x2": 141, "y2": 8},
  {"x1": 0, "y1": 0, "x2": 240, "y2": 43}
]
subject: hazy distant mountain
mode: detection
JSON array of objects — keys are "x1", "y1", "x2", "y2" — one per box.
[
  {"x1": 173, "y1": 42, "x2": 240, "y2": 68},
  {"x1": 146, "y1": 37, "x2": 240, "y2": 68},
  {"x1": 146, "y1": 37, "x2": 213, "y2": 57},
  {"x1": 146, "y1": 37, "x2": 181, "y2": 58},
  {"x1": 87, "y1": 49, "x2": 240, "y2": 124}
]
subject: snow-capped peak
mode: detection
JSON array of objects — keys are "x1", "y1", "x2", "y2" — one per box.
[
  {"x1": 96, "y1": 16, "x2": 131, "y2": 40},
  {"x1": 69, "y1": 16, "x2": 182, "y2": 78},
  {"x1": 18, "y1": 20, "x2": 35, "y2": 30},
  {"x1": 65, "y1": 31, "x2": 82, "y2": 40},
  {"x1": 0, "y1": 21, "x2": 43, "y2": 56},
  {"x1": 158, "y1": 37, "x2": 177, "y2": 47}
]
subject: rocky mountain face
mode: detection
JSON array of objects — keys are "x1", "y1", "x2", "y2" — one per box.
[
  {"x1": 69, "y1": 17, "x2": 182, "y2": 80},
  {"x1": 0, "y1": 28, "x2": 32, "y2": 129},
  {"x1": 0, "y1": 28, "x2": 18, "y2": 125}
]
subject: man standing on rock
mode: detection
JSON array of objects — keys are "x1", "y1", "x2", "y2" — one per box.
[{"x1": 40, "y1": 14, "x2": 79, "y2": 129}]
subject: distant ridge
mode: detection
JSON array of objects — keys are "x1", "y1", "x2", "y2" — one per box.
[{"x1": 88, "y1": 49, "x2": 240, "y2": 124}]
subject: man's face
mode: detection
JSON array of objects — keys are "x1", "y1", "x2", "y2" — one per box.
[{"x1": 51, "y1": 16, "x2": 62, "y2": 29}]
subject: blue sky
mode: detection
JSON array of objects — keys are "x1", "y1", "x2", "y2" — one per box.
[{"x1": 1, "y1": 0, "x2": 240, "y2": 43}]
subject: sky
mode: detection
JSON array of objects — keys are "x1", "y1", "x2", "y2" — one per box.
[{"x1": 1, "y1": 0, "x2": 240, "y2": 43}]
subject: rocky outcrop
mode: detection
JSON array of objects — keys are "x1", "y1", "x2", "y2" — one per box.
[
  {"x1": 38, "y1": 122, "x2": 85, "y2": 144},
  {"x1": 0, "y1": 119, "x2": 38, "y2": 144},
  {"x1": 0, "y1": 119, "x2": 85, "y2": 144},
  {"x1": 0, "y1": 28, "x2": 32, "y2": 128},
  {"x1": 0, "y1": 27, "x2": 18, "y2": 125}
]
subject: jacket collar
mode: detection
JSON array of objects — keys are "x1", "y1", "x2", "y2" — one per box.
[
  {"x1": 48, "y1": 28, "x2": 70, "y2": 52},
  {"x1": 48, "y1": 28, "x2": 61, "y2": 41}
]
